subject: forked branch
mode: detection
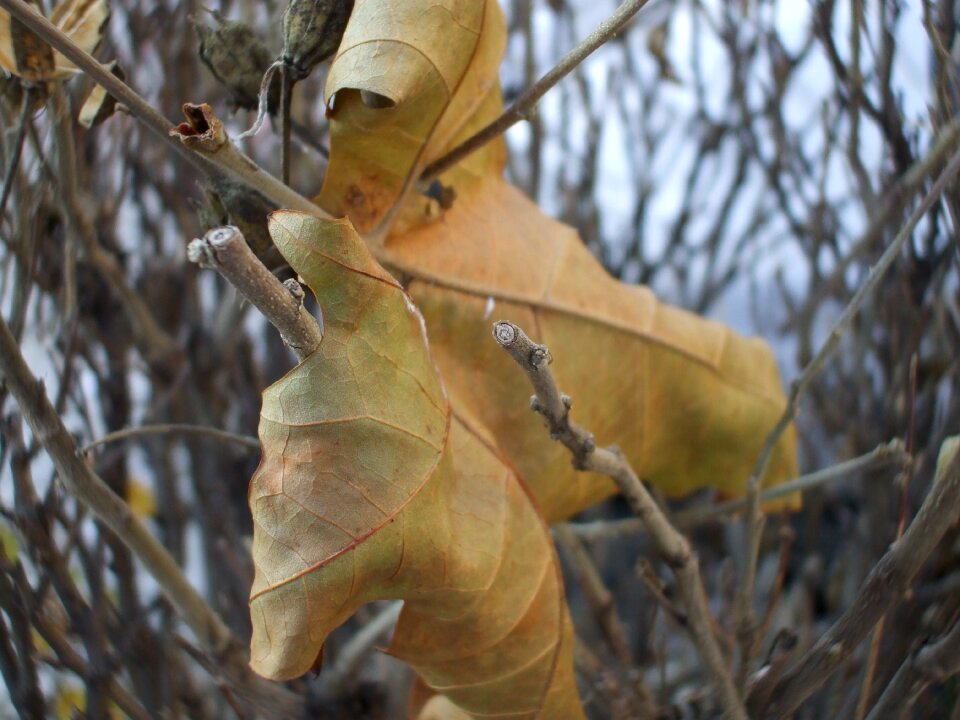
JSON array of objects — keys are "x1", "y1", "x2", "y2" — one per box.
[
  {"x1": 0, "y1": 314, "x2": 301, "y2": 715},
  {"x1": 493, "y1": 320, "x2": 748, "y2": 720},
  {"x1": 420, "y1": 0, "x2": 653, "y2": 183},
  {"x1": 735, "y1": 148, "x2": 960, "y2": 675},
  {"x1": 761, "y1": 446, "x2": 960, "y2": 717},
  {"x1": 188, "y1": 225, "x2": 323, "y2": 360}
]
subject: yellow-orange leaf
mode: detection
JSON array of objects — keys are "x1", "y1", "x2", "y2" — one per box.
[
  {"x1": 314, "y1": 0, "x2": 798, "y2": 523},
  {"x1": 387, "y1": 179, "x2": 799, "y2": 522},
  {"x1": 249, "y1": 211, "x2": 582, "y2": 718},
  {"x1": 316, "y1": 0, "x2": 506, "y2": 236}
]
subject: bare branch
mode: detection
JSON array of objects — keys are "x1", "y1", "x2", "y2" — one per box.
[
  {"x1": 188, "y1": 225, "x2": 323, "y2": 360},
  {"x1": 493, "y1": 319, "x2": 748, "y2": 720},
  {"x1": 47, "y1": 87, "x2": 181, "y2": 372},
  {"x1": 83, "y1": 424, "x2": 261, "y2": 454},
  {"x1": 0, "y1": 0, "x2": 330, "y2": 222},
  {"x1": 763, "y1": 446, "x2": 960, "y2": 717},
  {"x1": 420, "y1": 0, "x2": 653, "y2": 183},
  {"x1": 565, "y1": 439, "x2": 909, "y2": 542},
  {"x1": 0, "y1": 312, "x2": 301, "y2": 716},
  {"x1": 865, "y1": 619, "x2": 960, "y2": 720},
  {"x1": 736, "y1": 148, "x2": 960, "y2": 673},
  {"x1": 0, "y1": 87, "x2": 32, "y2": 226}
]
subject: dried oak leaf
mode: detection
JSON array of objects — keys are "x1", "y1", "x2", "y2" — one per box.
[{"x1": 314, "y1": 0, "x2": 798, "y2": 523}]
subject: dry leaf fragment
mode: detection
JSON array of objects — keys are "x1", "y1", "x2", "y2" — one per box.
[
  {"x1": 316, "y1": 0, "x2": 504, "y2": 235},
  {"x1": 5, "y1": 11, "x2": 55, "y2": 82},
  {"x1": 390, "y1": 183, "x2": 799, "y2": 522},
  {"x1": 77, "y1": 59, "x2": 122, "y2": 127},
  {"x1": 0, "y1": 0, "x2": 109, "y2": 82}
]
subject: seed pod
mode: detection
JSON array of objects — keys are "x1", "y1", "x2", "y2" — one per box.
[
  {"x1": 193, "y1": 10, "x2": 278, "y2": 112},
  {"x1": 281, "y1": 0, "x2": 354, "y2": 82}
]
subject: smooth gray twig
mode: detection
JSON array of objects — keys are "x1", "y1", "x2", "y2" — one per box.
[{"x1": 566, "y1": 439, "x2": 909, "y2": 542}]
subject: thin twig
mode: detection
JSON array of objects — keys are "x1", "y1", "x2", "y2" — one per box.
[
  {"x1": 754, "y1": 526, "x2": 796, "y2": 659},
  {"x1": 30, "y1": 597, "x2": 152, "y2": 720},
  {"x1": 82, "y1": 424, "x2": 261, "y2": 454},
  {"x1": 47, "y1": 85, "x2": 181, "y2": 374},
  {"x1": 635, "y1": 558, "x2": 686, "y2": 627},
  {"x1": 319, "y1": 601, "x2": 403, "y2": 697},
  {"x1": 856, "y1": 355, "x2": 918, "y2": 719},
  {"x1": 553, "y1": 524, "x2": 638, "y2": 669},
  {"x1": 864, "y1": 619, "x2": 960, "y2": 720},
  {"x1": 187, "y1": 225, "x2": 323, "y2": 360},
  {"x1": 0, "y1": 86, "x2": 33, "y2": 227},
  {"x1": 573, "y1": 634, "x2": 649, "y2": 720},
  {"x1": 736, "y1": 149, "x2": 960, "y2": 676},
  {"x1": 555, "y1": 523, "x2": 658, "y2": 717},
  {"x1": 420, "y1": 0, "x2": 653, "y2": 184},
  {"x1": 170, "y1": 102, "x2": 327, "y2": 220},
  {"x1": 0, "y1": 312, "x2": 301, "y2": 716},
  {"x1": 764, "y1": 445, "x2": 960, "y2": 718},
  {"x1": 0, "y1": 0, "x2": 330, "y2": 222},
  {"x1": 493, "y1": 320, "x2": 748, "y2": 720},
  {"x1": 281, "y1": 66, "x2": 292, "y2": 186},
  {"x1": 566, "y1": 439, "x2": 909, "y2": 542}
]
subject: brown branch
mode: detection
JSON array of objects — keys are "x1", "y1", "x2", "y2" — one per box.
[
  {"x1": 0, "y1": 0, "x2": 330, "y2": 222},
  {"x1": 763, "y1": 444, "x2": 960, "y2": 717},
  {"x1": 554, "y1": 524, "x2": 657, "y2": 718},
  {"x1": 566, "y1": 439, "x2": 909, "y2": 541},
  {"x1": 420, "y1": 0, "x2": 653, "y2": 184},
  {"x1": 168, "y1": 103, "x2": 325, "y2": 220},
  {"x1": 0, "y1": 555, "x2": 45, "y2": 720},
  {"x1": 0, "y1": 312, "x2": 301, "y2": 716},
  {"x1": 736, "y1": 148, "x2": 960, "y2": 674},
  {"x1": 47, "y1": 87, "x2": 182, "y2": 374},
  {"x1": 864, "y1": 619, "x2": 960, "y2": 720},
  {"x1": 635, "y1": 558, "x2": 686, "y2": 627},
  {"x1": 30, "y1": 591, "x2": 152, "y2": 720},
  {"x1": 493, "y1": 320, "x2": 748, "y2": 720},
  {"x1": 0, "y1": 86, "x2": 32, "y2": 227},
  {"x1": 573, "y1": 634, "x2": 650, "y2": 720},
  {"x1": 553, "y1": 524, "x2": 637, "y2": 668},
  {"x1": 187, "y1": 225, "x2": 323, "y2": 361}
]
